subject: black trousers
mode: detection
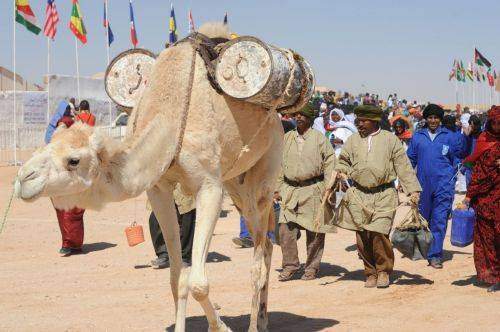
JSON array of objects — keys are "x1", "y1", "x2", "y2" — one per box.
[{"x1": 149, "y1": 206, "x2": 196, "y2": 263}]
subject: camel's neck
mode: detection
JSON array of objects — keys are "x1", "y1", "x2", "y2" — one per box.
[{"x1": 103, "y1": 113, "x2": 178, "y2": 199}]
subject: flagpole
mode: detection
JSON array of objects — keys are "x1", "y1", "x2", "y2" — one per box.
[
  {"x1": 105, "y1": 0, "x2": 112, "y2": 132},
  {"x1": 461, "y1": 81, "x2": 465, "y2": 107},
  {"x1": 454, "y1": 79, "x2": 459, "y2": 105},
  {"x1": 47, "y1": 37, "x2": 51, "y2": 124},
  {"x1": 13, "y1": 1, "x2": 17, "y2": 165},
  {"x1": 74, "y1": 37, "x2": 80, "y2": 102}
]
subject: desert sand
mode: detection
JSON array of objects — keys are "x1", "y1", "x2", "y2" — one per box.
[{"x1": 0, "y1": 166, "x2": 498, "y2": 331}]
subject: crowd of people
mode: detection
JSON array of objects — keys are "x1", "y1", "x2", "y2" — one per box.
[
  {"x1": 233, "y1": 90, "x2": 499, "y2": 292},
  {"x1": 47, "y1": 91, "x2": 498, "y2": 293}
]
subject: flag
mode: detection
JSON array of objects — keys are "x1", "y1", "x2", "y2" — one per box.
[
  {"x1": 474, "y1": 48, "x2": 492, "y2": 67},
  {"x1": 103, "y1": 1, "x2": 114, "y2": 45},
  {"x1": 487, "y1": 68, "x2": 494, "y2": 87},
  {"x1": 69, "y1": 0, "x2": 87, "y2": 44},
  {"x1": 169, "y1": 4, "x2": 178, "y2": 44},
  {"x1": 15, "y1": 0, "x2": 41, "y2": 35},
  {"x1": 223, "y1": 12, "x2": 228, "y2": 25},
  {"x1": 43, "y1": 0, "x2": 59, "y2": 39},
  {"x1": 466, "y1": 62, "x2": 474, "y2": 81},
  {"x1": 459, "y1": 60, "x2": 466, "y2": 82},
  {"x1": 448, "y1": 60, "x2": 457, "y2": 81},
  {"x1": 129, "y1": 0, "x2": 138, "y2": 47},
  {"x1": 188, "y1": 9, "x2": 195, "y2": 33}
]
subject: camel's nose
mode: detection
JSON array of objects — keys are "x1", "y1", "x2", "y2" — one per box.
[{"x1": 19, "y1": 168, "x2": 37, "y2": 183}]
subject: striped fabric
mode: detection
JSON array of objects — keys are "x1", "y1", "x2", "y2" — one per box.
[
  {"x1": 15, "y1": 0, "x2": 41, "y2": 35},
  {"x1": 69, "y1": 0, "x2": 87, "y2": 44},
  {"x1": 129, "y1": 0, "x2": 138, "y2": 47},
  {"x1": 43, "y1": 0, "x2": 59, "y2": 39}
]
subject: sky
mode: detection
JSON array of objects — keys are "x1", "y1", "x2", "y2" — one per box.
[{"x1": 1, "y1": 0, "x2": 500, "y2": 104}]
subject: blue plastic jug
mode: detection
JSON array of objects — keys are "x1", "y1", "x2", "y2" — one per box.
[{"x1": 451, "y1": 208, "x2": 475, "y2": 247}]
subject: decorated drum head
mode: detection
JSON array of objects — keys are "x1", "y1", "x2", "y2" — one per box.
[
  {"x1": 215, "y1": 36, "x2": 273, "y2": 100},
  {"x1": 105, "y1": 48, "x2": 156, "y2": 109}
]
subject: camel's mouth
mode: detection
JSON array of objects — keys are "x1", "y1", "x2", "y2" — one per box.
[{"x1": 15, "y1": 178, "x2": 46, "y2": 202}]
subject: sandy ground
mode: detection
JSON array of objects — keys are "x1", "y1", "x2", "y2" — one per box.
[{"x1": 0, "y1": 166, "x2": 498, "y2": 332}]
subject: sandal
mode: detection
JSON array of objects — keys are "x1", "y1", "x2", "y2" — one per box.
[{"x1": 278, "y1": 269, "x2": 299, "y2": 282}]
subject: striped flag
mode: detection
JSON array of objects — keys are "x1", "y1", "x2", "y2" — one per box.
[
  {"x1": 69, "y1": 0, "x2": 87, "y2": 44},
  {"x1": 169, "y1": 4, "x2": 178, "y2": 44},
  {"x1": 103, "y1": 0, "x2": 114, "y2": 45},
  {"x1": 15, "y1": 0, "x2": 41, "y2": 35},
  {"x1": 129, "y1": 0, "x2": 138, "y2": 47},
  {"x1": 188, "y1": 9, "x2": 195, "y2": 33},
  {"x1": 43, "y1": 0, "x2": 59, "y2": 39}
]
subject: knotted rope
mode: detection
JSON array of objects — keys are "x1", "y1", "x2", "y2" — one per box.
[{"x1": 0, "y1": 187, "x2": 15, "y2": 236}]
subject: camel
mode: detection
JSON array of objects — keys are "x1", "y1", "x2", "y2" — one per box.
[{"x1": 14, "y1": 23, "x2": 298, "y2": 331}]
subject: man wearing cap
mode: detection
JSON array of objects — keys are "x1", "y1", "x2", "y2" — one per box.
[
  {"x1": 407, "y1": 104, "x2": 464, "y2": 269},
  {"x1": 277, "y1": 104, "x2": 336, "y2": 281},
  {"x1": 335, "y1": 104, "x2": 421, "y2": 288}
]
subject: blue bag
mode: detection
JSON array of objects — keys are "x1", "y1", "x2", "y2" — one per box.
[{"x1": 451, "y1": 208, "x2": 475, "y2": 247}]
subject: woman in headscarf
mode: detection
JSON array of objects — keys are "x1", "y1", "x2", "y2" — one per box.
[
  {"x1": 464, "y1": 106, "x2": 500, "y2": 292},
  {"x1": 325, "y1": 108, "x2": 357, "y2": 157},
  {"x1": 392, "y1": 118, "x2": 412, "y2": 147}
]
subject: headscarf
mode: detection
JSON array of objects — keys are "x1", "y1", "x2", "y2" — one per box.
[
  {"x1": 463, "y1": 106, "x2": 500, "y2": 165},
  {"x1": 297, "y1": 103, "x2": 315, "y2": 120},
  {"x1": 328, "y1": 108, "x2": 357, "y2": 133},
  {"x1": 354, "y1": 104, "x2": 382, "y2": 121}
]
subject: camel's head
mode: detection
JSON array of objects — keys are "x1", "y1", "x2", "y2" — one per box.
[{"x1": 15, "y1": 123, "x2": 107, "y2": 208}]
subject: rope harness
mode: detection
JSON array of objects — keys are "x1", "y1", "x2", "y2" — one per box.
[{"x1": 0, "y1": 188, "x2": 15, "y2": 236}]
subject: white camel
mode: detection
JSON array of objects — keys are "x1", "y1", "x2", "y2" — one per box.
[{"x1": 15, "y1": 24, "x2": 291, "y2": 331}]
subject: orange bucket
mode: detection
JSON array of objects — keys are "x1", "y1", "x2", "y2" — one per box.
[{"x1": 125, "y1": 222, "x2": 145, "y2": 247}]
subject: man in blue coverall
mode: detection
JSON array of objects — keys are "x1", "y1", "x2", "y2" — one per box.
[{"x1": 407, "y1": 104, "x2": 464, "y2": 269}]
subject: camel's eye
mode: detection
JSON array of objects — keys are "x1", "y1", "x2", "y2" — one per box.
[{"x1": 68, "y1": 158, "x2": 80, "y2": 170}]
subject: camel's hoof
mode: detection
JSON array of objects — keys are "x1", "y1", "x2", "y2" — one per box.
[{"x1": 208, "y1": 321, "x2": 232, "y2": 332}]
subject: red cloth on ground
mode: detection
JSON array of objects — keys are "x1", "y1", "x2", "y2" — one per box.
[
  {"x1": 467, "y1": 144, "x2": 499, "y2": 284},
  {"x1": 56, "y1": 208, "x2": 85, "y2": 249}
]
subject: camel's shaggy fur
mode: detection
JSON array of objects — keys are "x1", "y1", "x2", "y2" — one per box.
[
  {"x1": 16, "y1": 22, "x2": 283, "y2": 332},
  {"x1": 197, "y1": 22, "x2": 231, "y2": 39}
]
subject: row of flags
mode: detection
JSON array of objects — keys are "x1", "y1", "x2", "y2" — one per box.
[
  {"x1": 14, "y1": 0, "x2": 229, "y2": 48},
  {"x1": 449, "y1": 48, "x2": 496, "y2": 87}
]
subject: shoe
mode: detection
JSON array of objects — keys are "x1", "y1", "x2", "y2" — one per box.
[
  {"x1": 365, "y1": 275, "x2": 377, "y2": 288},
  {"x1": 278, "y1": 269, "x2": 299, "y2": 282},
  {"x1": 59, "y1": 247, "x2": 72, "y2": 257},
  {"x1": 377, "y1": 272, "x2": 390, "y2": 288},
  {"x1": 151, "y1": 256, "x2": 169, "y2": 269},
  {"x1": 301, "y1": 270, "x2": 317, "y2": 281},
  {"x1": 429, "y1": 258, "x2": 443, "y2": 269},
  {"x1": 487, "y1": 282, "x2": 500, "y2": 293},
  {"x1": 232, "y1": 237, "x2": 254, "y2": 248}
]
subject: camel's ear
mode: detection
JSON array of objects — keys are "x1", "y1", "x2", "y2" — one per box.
[
  {"x1": 89, "y1": 130, "x2": 116, "y2": 164},
  {"x1": 89, "y1": 131, "x2": 109, "y2": 164}
]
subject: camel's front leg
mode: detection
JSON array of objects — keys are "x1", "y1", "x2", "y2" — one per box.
[
  {"x1": 189, "y1": 179, "x2": 230, "y2": 332},
  {"x1": 147, "y1": 186, "x2": 188, "y2": 332}
]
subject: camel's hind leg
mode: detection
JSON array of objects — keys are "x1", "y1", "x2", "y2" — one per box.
[
  {"x1": 189, "y1": 178, "x2": 230, "y2": 332},
  {"x1": 147, "y1": 185, "x2": 188, "y2": 332}
]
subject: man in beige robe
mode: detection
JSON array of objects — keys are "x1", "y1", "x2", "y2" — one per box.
[
  {"x1": 277, "y1": 104, "x2": 336, "y2": 281},
  {"x1": 335, "y1": 105, "x2": 421, "y2": 288}
]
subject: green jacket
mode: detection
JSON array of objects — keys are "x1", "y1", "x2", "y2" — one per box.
[{"x1": 278, "y1": 128, "x2": 337, "y2": 233}]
